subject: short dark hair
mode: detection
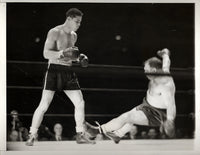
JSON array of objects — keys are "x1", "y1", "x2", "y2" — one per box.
[
  {"x1": 144, "y1": 57, "x2": 162, "y2": 70},
  {"x1": 66, "y1": 8, "x2": 83, "y2": 18}
]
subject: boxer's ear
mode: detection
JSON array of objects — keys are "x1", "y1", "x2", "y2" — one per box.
[{"x1": 67, "y1": 16, "x2": 72, "y2": 21}]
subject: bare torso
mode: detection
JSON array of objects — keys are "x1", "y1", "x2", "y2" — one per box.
[
  {"x1": 48, "y1": 25, "x2": 77, "y2": 66},
  {"x1": 146, "y1": 77, "x2": 175, "y2": 109}
]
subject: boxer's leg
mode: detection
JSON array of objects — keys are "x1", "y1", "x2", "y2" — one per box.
[
  {"x1": 64, "y1": 90, "x2": 85, "y2": 133},
  {"x1": 64, "y1": 90, "x2": 94, "y2": 144},
  {"x1": 101, "y1": 108, "x2": 148, "y2": 133},
  {"x1": 26, "y1": 90, "x2": 55, "y2": 146}
]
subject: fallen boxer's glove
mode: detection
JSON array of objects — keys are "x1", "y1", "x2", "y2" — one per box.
[
  {"x1": 62, "y1": 46, "x2": 80, "y2": 60},
  {"x1": 160, "y1": 120, "x2": 175, "y2": 138},
  {"x1": 79, "y1": 53, "x2": 89, "y2": 67},
  {"x1": 157, "y1": 48, "x2": 171, "y2": 57}
]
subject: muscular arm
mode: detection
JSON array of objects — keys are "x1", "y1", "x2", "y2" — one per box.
[
  {"x1": 163, "y1": 89, "x2": 176, "y2": 121},
  {"x1": 162, "y1": 54, "x2": 171, "y2": 73},
  {"x1": 157, "y1": 48, "x2": 171, "y2": 73},
  {"x1": 160, "y1": 88, "x2": 176, "y2": 138},
  {"x1": 43, "y1": 29, "x2": 63, "y2": 59},
  {"x1": 155, "y1": 48, "x2": 171, "y2": 83}
]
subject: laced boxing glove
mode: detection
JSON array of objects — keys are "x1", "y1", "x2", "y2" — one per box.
[
  {"x1": 62, "y1": 46, "x2": 80, "y2": 60},
  {"x1": 160, "y1": 120, "x2": 175, "y2": 138},
  {"x1": 157, "y1": 48, "x2": 171, "y2": 73},
  {"x1": 79, "y1": 53, "x2": 89, "y2": 67},
  {"x1": 157, "y1": 48, "x2": 171, "y2": 57}
]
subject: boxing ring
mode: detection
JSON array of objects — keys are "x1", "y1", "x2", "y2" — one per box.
[
  {"x1": 6, "y1": 139, "x2": 194, "y2": 151},
  {"x1": 5, "y1": 60, "x2": 198, "y2": 154},
  {"x1": 6, "y1": 140, "x2": 200, "y2": 155}
]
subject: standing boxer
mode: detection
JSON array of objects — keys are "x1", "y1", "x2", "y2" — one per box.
[
  {"x1": 26, "y1": 8, "x2": 90, "y2": 146},
  {"x1": 86, "y1": 48, "x2": 176, "y2": 143}
]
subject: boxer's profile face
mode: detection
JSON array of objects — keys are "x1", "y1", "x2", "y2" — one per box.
[
  {"x1": 144, "y1": 63, "x2": 150, "y2": 73},
  {"x1": 67, "y1": 16, "x2": 82, "y2": 32}
]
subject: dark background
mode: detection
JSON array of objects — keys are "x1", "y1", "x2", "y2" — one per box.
[{"x1": 7, "y1": 3, "x2": 194, "y2": 139}]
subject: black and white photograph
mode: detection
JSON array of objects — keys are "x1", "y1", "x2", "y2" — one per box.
[{"x1": 0, "y1": 0, "x2": 200, "y2": 155}]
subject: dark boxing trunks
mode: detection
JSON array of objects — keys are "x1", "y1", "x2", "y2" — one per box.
[
  {"x1": 136, "y1": 98, "x2": 167, "y2": 127},
  {"x1": 43, "y1": 64, "x2": 80, "y2": 91}
]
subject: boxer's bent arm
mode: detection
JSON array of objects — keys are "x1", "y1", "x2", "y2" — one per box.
[
  {"x1": 167, "y1": 101, "x2": 176, "y2": 121},
  {"x1": 43, "y1": 29, "x2": 63, "y2": 59},
  {"x1": 162, "y1": 54, "x2": 171, "y2": 73},
  {"x1": 164, "y1": 91, "x2": 176, "y2": 121}
]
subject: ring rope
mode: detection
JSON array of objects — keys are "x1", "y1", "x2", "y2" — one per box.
[
  {"x1": 7, "y1": 60, "x2": 194, "y2": 71},
  {"x1": 7, "y1": 113, "x2": 191, "y2": 117},
  {"x1": 7, "y1": 86, "x2": 193, "y2": 94},
  {"x1": 7, "y1": 61, "x2": 194, "y2": 121}
]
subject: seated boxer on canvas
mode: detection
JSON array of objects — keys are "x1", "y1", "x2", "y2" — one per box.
[
  {"x1": 26, "y1": 8, "x2": 91, "y2": 146},
  {"x1": 86, "y1": 48, "x2": 176, "y2": 143}
]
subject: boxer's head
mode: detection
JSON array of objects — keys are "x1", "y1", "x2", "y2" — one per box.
[
  {"x1": 66, "y1": 8, "x2": 83, "y2": 19},
  {"x1": 65, "y1": 8, "x2": 83, "y2": 31},
  {"x1": 144, "y1": 57, "x2": 162, "y2": 79}
]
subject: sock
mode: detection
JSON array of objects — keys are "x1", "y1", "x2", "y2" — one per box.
[
  {"x1": 76, "y1": 126, "x2": 85, "y2": 133},
  {"x1": 113, "y1": 123, "x2": 133, "y2": 138},
  {"x1": 101, "y1": 124, "x2": 108, "y2": 133},
  {"x1": 30, "y1": 127, "x2": 38, "y2": 135}
]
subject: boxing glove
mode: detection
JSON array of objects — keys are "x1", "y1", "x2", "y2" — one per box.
[
  {"x1": 160, "y1": 120, "x2": 175, "y2": 138},
  {"x1": 62, "y1": 46, "x2": 80, "y2": 60},
  {"x1": 79, "y1": 53, "x2": 89, "y2": 67},
  {"x1": 157, "y1": 48, "x2": 171, "y2": 57}
]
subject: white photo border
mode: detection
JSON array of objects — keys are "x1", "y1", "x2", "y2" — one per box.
[{"x1": 1, "y1": 0, "x2": 200, "y2": 154}]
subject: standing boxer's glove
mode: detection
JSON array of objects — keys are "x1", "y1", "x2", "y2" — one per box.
[
  {"x1": 79, "y1": 53, "x2": 89, "y2": 67},
  {"x1": 62, "y1": 46, "x2": 80, "y2": 60},
  {"x1": 160, "y1": 120, "x2": 175, "y2": 138},
  {"x1": 157, "y1": 48, "x2": 171, "y2": 57}
]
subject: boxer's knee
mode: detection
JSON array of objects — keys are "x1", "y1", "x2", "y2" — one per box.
[
  {"x1": 37, "y1": 103, "x2": 49, "y2": 113},
  {"x1": 118, "y1": 112, "x2": 131, "y2": 123},
  {"x1": 37, "y1": 97, "x2": 52, "y2": 113},
  {"x1": 129, "y1": 108, "x2": 149, "y2": 125},
  {"x1": 41, "y1": 94, "x2": 53, "y2": 103}
]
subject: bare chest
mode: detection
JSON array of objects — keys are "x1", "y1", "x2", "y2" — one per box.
[
  {"x1": 148, "y1": 82, "x2": 163, "y2": 96},
  {"x1": 56, "y1": 32, "x2": 75, "y2": 50},
  {"x1": 146, "y1": 82, "x2": 167, "y2": 108}
]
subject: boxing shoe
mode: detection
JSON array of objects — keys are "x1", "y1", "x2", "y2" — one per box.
[
  {"x1": 25, "y1": 133, "x2": 37, "y2": 146},
  {"x1": 105, "y1": 132, "x2": 121, "y2": 144},
  {"x1": 76, "y1": 132, "x2": 96, "y2": 144}
]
